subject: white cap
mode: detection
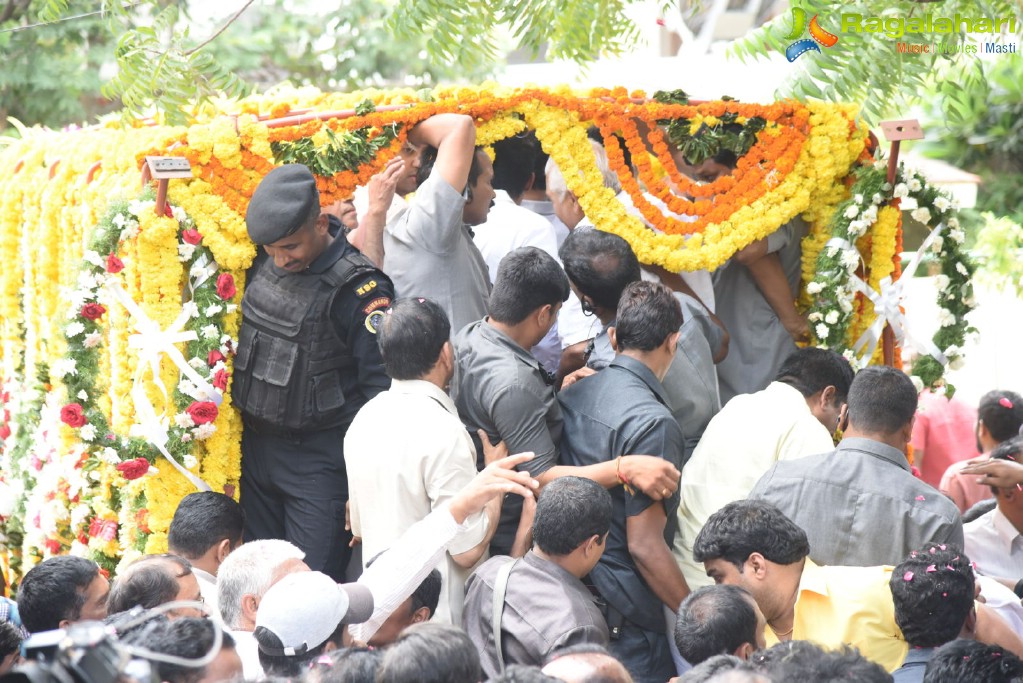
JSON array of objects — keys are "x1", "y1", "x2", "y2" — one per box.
[{"x1": 254, "y1": 571, "x2": 374, "y2": 656}]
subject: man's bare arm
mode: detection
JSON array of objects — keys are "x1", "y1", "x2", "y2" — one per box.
[
  {"x1": 407, "y1": 114, "x2": 476, "y2": 192},
  {"x1": 349, "y1": 156, "x2": 404, "y2": 268},
  {"x1": 735, "y1": 242, "x2": 808, "y2": 344},
  {"x1": 627, "y1": 502, "x2": 690, "y2": 611}
]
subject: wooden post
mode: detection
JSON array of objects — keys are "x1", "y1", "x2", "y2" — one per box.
[
  {"x1": 142, "y1": 157, "x2": 194, "y2": 216},
  {"x1": 877, "y1": 119, "x2": 924, "y2": 367}
]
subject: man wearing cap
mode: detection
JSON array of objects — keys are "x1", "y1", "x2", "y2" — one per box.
[
  {"x1": 254, "y1": 571, "x2": 374, "y2": 677},
  {"x1": 235, "y1": 163, "x2": 393, "y2": 582}
]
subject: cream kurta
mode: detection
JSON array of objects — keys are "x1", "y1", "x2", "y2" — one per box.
[
  {"x1": 345, "y1": 378, "x2": 488, "y2": 626},
  {"x1": 674, "y1": 381, "x2": 834, "y2": 588}
]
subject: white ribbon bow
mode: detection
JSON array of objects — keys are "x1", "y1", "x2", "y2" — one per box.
[
  {"x1": 848, "y1": 224, "x2": 949, "y2": 367},
  {"x1": 106, "y1": 280, "x2": 219, "y2": 491}
]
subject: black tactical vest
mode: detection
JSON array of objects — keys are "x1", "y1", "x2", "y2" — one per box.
[{"x1": 233, "y1": 251, "x2": 377, "y2": 431}]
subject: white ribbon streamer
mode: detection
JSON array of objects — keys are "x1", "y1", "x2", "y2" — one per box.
[
  {"x1": 131, "y1": 384, "x2": 211, "y2": 492},
  {"x1": 848, "y1": 223, "x2": 949, "y2": 367},
  {"x1": 106, "y1": 280, "x2": 220, "y2": 491},
  {"x1": 825, "y1": 237, "x2": 857, "y2": 254},
  {"x1": 188, "y1": 253, "x2": 216, "y2": 296}
]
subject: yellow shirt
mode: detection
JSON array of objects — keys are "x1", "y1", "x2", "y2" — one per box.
[{"x1": 766, "y1": 560, "x2": 908, "y2": 673}]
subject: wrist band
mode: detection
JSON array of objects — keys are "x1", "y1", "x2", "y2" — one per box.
[
  {"x1": 1014, "y1": 579, "x2": 1023, "y2": 599},
  {"x1": 616, "y1": 456, "x2": 635, "y2": 494}
]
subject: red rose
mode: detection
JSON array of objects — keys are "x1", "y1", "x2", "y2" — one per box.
[
  {"x1": 105, "y1": 254, "x2": 124, "y2": 274},
  {"x1": 60, "y1": 403, "x2": 88, "y2": 428},
  {"x1": 44, "y1": 539, "x2": 61, "y2": 555},
  {"x1": 181, "y1": 228, "x2": 203, "y2": 245},
  {"x1": 81, "y1": 303, "x2": 106, "y2": 321},
  {"x1": 116, "y1": 457, "x2": 151, "y2": 481},
  {"x1": 87, "y1": 517, "x2": 118, "y2": 540},
  {"x1": 212, "y1": 368, "x2": 229, "y2": 391},
  {"x1": 215, "y1": 273, "x2": 236, "y2": 301},
  {"x1": 186, "y1": 401, "x2": 219, "y2": 425},
  {"x1": 163, "y1": 202, "x2": 174, "y2": 218},
  {"x1": 207, "y1": 349, "x2": 226, "y2": 366},
  {"x1": 0, "y1": 424, "x2": 10, "y2": 440}
]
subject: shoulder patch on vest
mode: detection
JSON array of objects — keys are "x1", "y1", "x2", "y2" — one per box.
[
  {"x1": 364, "y1": 309, "x2": 386, "y2": 334},
  {"x1": 362, "y1": 297, "x2": 390, "y2": 315},
  {"x1": 355, "y1": 279, "x2": 378, "y2": 297}
]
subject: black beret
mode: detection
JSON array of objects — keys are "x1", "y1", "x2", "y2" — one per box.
[{"x1": 246, "y1": 164, "x2": 320, "y2": 245}]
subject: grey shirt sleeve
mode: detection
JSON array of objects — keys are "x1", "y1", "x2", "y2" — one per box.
[
  {"x1": 491, "y1": 385, "x2": 558, "y2": 476},
  {"x1": 765, "y1": 221, "x2": 794, "y2": 254},
  {"x1": 680, "y1": 295, "x2": 725, "y2": 357},
  {"x1": 941, "y1": 516, "x2": 966, "y2": 552},
  {"x1": 747, "y1": 463, "x2": 781, "y2": 502},
  {"x1": 623, "y1": 416, "x2": 686, "y2": 518},
  {"x1": 390, "y1": 173, "x2": 466, "y2": 255}
]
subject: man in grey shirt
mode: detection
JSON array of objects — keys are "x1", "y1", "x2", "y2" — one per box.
[
  {"x1": 453, "y1": 248, "x2": 682, "y2": 556},
  {"x1": 383, "y1": 113, "x2": 494, "y2": 334},
  {"x1": 713, "y1": 218, "x2": 805, "y2": 406},
  {"x1": 463, "y1": 477, "x2": 611, "y2": 679},
  {"x1": 749, "y1": 366, "x2": 964, "y2": 568},
  {"x1": 560, "y1": 229, "x2": 725, "y2": 465}
]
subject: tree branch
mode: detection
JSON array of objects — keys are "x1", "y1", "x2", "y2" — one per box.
[
  {"x1": 0, "y1": 0, "x2": 32, "y2": 25},
  {"x1": 183, "y1": 0, "x2": 257, "y2": 56}
]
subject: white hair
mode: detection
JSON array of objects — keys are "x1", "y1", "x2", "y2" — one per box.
[
  {"x1": 544, "y1": 138, "x2": 622, "y2": 200},
  {"x1": 216, "y1": 539, "x2": 305, "y2": 629}
]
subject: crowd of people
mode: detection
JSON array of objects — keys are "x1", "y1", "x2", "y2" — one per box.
[{"x1": 3, "y1": 112, "x2": 1023, "y2": 683}]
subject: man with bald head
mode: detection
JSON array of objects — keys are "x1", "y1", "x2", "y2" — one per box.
[{"x1": 543, "y1": 644, "x2": 633, "y2": 683}]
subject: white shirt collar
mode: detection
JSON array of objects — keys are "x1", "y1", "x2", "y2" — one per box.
[
  {"x1": 389, "y1": 378, "x2": 458, "y2": 416},
  {"x1": 192, "y1": 567, "x2": 216, "y2": 584},
  {"x1": 992, "y1": 507, "x2": 1023, "y2": 556},
  {"x1": 493, "y1": 189, "x2": 515, "y2": 205}
]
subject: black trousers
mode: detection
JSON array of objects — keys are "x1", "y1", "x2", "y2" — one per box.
[{"x1": 240, "y1": 423, "x2": 352, "y2": 581}]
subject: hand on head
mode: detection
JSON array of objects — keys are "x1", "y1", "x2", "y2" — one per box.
[{"x1": 962, "y1": 459, "x2": 1023, "y2": 488}]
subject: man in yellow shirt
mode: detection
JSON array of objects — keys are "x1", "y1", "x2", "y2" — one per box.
[{"x1": 692, "y1": 500, "x2": 1023, "y2": 672}]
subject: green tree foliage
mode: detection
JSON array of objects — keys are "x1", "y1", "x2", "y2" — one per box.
[
  {"x1": 203, "y1": 0, "x2": 489, "y2": 94},
  {"x1": 0, "y1": 0, "x2": 490, "y2": 129},
  {"x1": 0, "y1": 1, "x2": 111, "y2": 128},
  {"x1": 972, "y1": 213, "x2": 1023, "y2": 297},
  {"x1": 916, "y1": 55, "x2": 1023, "y2": 222},
  {"x1": 102, "y1": 3, "x2": 246, "y2": 125},
  {"x1": 387, "y1": 0, "x2": 674, "y2": 68},
  {"x1": 1, "y1": 0, "x2": 245, "y2": 127},
  {"x1": 914, "y1": 54, "x2": 1023, "y2": 289},
  {"x1": 729, "y1": 0, "x2": 1022, "y2": 124}
]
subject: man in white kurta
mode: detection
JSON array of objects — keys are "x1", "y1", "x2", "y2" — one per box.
[
  {"x1": 673, "y1": 348, "x2": 854, "y2": 589},
  {"x1": 345, "y1": 297, "x2": 495, "y2": 627}
]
